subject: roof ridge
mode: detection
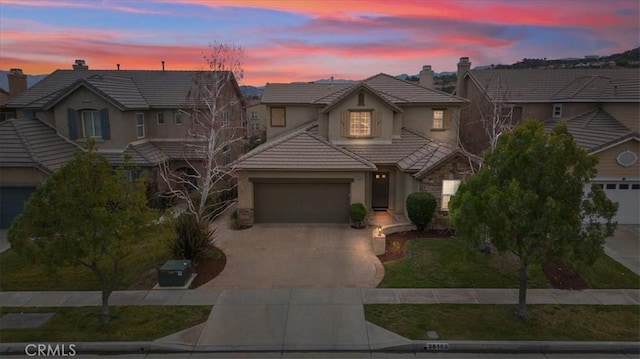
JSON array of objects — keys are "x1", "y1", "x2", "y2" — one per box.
[
  {"x1": 11, "y1": 119, "x2": 42, "y2": 169},
  {"x1": 306, "y1": 132, "x2": 377, "y2": 169}
]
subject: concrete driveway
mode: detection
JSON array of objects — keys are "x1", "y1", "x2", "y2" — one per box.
[
  {"x1": 604, "y1": 225, "x2": 640, "y2": 275},
  {"x1": 199, "y1": 217, "x2": 383, "y2": 289}
]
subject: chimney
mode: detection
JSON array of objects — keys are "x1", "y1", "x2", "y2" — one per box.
[
  {"x1": 117, "y1": 63, "x2": 120, "y2": 70},
  {"x1": 72, "y1": 59, "x2": 88, "y2": 70},
  {"x1": 419, "y1": 65, "x2": 434, "y2": 88},
  {"x1": 7, "y1": 68, "x2": 27, "y2": 99},
  {"x1": 161, "y1": 61, "x2": 165, "y2": 71},
  {"x1": 456, "y1": 57, "x2": 471, "y2": 97}
]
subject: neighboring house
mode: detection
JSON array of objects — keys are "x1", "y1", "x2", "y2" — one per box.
[
  {"x1": 234, "y1": 69, "x2": 479, "y2": 226},
  {"x1": 246, "y1": 99, "x2": 267, "y2": 139},
  {"x1": 0, "y1": 60, "x2": 246, "y2": 229},
  {"x1": 457, "y1": 57, "x2": 640, "y2": 224}
]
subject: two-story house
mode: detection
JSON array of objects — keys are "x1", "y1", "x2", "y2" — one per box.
[
  {"x1": 233, "y1": 71, "x2": 479, "y2": 227},
  {"x1": 246, "y1": 99, "x2": 268, "y2": 139},
  {"x1": 0, "y1": 60, "x2": 245, "y2": 228},
  {"x1": 456, "y1": 57, "x2": 640, "y2": 224}
]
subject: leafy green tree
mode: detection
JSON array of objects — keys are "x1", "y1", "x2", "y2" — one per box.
[
  {"x1": 449, "y1": 119, "x2": 617, "y2": 319},
  {"x1": 9, "y1": 144, "x2": 158, "y2": 324}
]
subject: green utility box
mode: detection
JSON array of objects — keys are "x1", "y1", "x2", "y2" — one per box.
[{"x1": 158, "y1": 260, "x2": 192, "y2": 287}]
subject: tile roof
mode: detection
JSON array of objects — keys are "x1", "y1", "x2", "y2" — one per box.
[
  {"x1": 44, "y1": 75, "x2": 150, "y2": 110},
  {"x1": 0, "y1": 118, "x2": 81, "y2": 172},
  {"x1": 468, "y1": 68, "x2": 640, "y2": 103},
  {"x1": 236, "y1": 122, "x2": 464, "y2": 176},
  {"x1": 262, "y1": 73, "x2": 466, "y2": 106},
  {"x1": 543, "y1": 109, "x2": 637, "y2": 153},
  {"x1": 235, "y1": 124, "x2": 377, "y2": 171},
  {"x1": 6, "y1": 70, "x2": 238, "y2": 110}
]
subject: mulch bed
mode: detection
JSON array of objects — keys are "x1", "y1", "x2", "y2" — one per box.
[
  {"x1": 379, "y1": 230, "x2": 589, "y2": 290},
  {"x1": 189, "y1": 249, "x2": 227, "y2": 289}
]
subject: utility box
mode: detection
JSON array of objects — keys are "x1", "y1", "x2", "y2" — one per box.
[{"x1": 158, "y1": 260, "x2": 192, "y2": 287}]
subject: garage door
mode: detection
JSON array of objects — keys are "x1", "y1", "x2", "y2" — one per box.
[
  {"x1": 602, "y1": 181, "x2": 640, "y2": 225},
  {"x1": 254, "y1": 181, "x2": 350, "y2": 223},
  {"x1": 0, "y1": 187, "x2": 37, "y2": 229}
]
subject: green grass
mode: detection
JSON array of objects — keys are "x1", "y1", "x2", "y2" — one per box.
[
  {"x1": 378, "y1": 238, "x2": 548, "y2": 288},
  {"x1": 365, "y1": 304, "x2": 640, "y2": 341},
  {"x1": 378, "y1": 237, "x2": 639, "y2": 289},
  {"x1": 0, "y1": 227, "x2": 173, "y2": 291},
  {"x1": 0, "y1": 306, "x2": 211, "y2": 342},
  {"x1": 578, "y1": 255, "x2": 640, "y2": 289}
]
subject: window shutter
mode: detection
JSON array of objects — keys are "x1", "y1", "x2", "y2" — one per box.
[
  {"x1": 100, "y1": 108, "x2": 110, "y2": 140},
  {"x1": 373, "y1": 111, "x2": 381, "y2": 137},
  {"x1": 341, "y1": 111, "x2": 349, "y2": 137},
  {"x1": 67, "y1": 108, "x2": 78, "y2": 140}
]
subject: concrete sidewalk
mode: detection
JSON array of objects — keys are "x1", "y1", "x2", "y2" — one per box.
[{"x1": 2, "y1": 288, "x2": 639, "y2": 351}]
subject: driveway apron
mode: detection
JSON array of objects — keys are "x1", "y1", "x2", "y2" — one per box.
[{"x1": 200, "y1": 219, "x2": 384, "y2": 289}]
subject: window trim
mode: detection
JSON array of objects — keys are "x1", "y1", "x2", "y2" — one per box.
[
  {"x1": 270, "y1": 107, "x2": 286, "y2": 127},
  {"x1": 156, "y1": 112, "x2": 165, "y2": 125},
  {"x1": 432, "y1": 109, "x2": 445, "y2": 130},
  {"x1": 174, "y1": 111, "x2": 183, "y2": 125},
  {"x1": 552, "y1": 104, "x2": 562, "y2": 118},
  {"x1": 441, "y1": 179, "x2": 461, "y2": 211},
  {"x1": 81, "y1": 110, "x2": 101, "y2": 138},
  {"x1": 250, "y1": 111, "x2": 258, "y2": 119},
  {"x1": 136, "y1": 113, "x2": 145, "y2": 138},
  {"x1": 348, "y1": 110, "x2": 373, "y2": 137}
]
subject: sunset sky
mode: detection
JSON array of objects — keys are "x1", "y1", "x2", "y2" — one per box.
[{"x1": 1, "y1": 0, "x2": 639, "y2": 86}]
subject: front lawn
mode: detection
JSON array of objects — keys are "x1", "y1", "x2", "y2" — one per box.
[
  {"x1": 378, "y1": 236, "x2": 640, "y2": 289},
  {"x1": 378, "y1": 238, "x2": 548, "y2": 288},
  {"x1": 0, "y1": 226, "x2": 173, "y2": 291},
  {"x1": 0, "y1": 306, "x2": 211, "y2": 342},
  {"x1": 365, "y1": 304, "x2": 640, "y2": 341}
]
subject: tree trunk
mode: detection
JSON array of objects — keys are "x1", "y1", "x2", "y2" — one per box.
[
  {"x1": 101, "y1": 290, "x2": 111, "y2": 324},
  {"x1": 517, "y1": 264, "x2": 528, "y2": 319}
]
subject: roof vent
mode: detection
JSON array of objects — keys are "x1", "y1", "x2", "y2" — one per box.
[{"x1": 73, "y1": 59, "x2": 88, "y2": 70}]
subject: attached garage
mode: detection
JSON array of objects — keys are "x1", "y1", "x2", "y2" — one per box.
[
  {"x1": 602, "y1": 181, "x2": 640, "y2": 225},
  {"x1": 253, "y1": 180, "x2": 351, "y2": 223},
  {"x1": 0, "y1": 187, "x2": 37, "y2": 229}
]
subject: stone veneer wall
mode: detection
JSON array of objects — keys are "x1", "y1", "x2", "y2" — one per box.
[
  {"x1": 419, "y1": 155, "x2": 476, "y2": 217},
  {"x1": 238, "y1": 208, "x2": 254, "y2": 227}
]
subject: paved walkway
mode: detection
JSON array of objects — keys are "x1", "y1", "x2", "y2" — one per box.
[{"x1": 2, "y1": 288, "x2": 638, "y2": 351}]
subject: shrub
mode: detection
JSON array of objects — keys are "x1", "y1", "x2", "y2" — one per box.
[
  {"x1": 349, "y1": 203, "x2": 367, "y2": 222},
  {"x1": 169, "y1": 213, "x2": 215, "y2": 262},
  {"x1": 406, "y1": 192, "x2": 437, "y2": 231}
]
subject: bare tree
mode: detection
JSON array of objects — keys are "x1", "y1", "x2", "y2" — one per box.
[
  {"x1": 460, "y1": 76, "x2": 518, "y2": 155},
  {"x1": 159, "y1": 42, "x2": 246, "y2": 224}
]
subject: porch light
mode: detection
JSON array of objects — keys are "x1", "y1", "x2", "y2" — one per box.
[{"x1": 377, "y1": 226, "x2": 382, "y2": 235}]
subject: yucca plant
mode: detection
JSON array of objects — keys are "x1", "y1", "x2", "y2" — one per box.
[{"x1": 169, "y1": 213, "x2": 215, "y2": 262}]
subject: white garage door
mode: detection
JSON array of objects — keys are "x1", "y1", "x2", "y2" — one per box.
[{"x1": 588, "y1": 181, "x2": 640, "y2": 225}]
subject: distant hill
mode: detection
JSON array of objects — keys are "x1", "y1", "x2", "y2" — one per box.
[{"x1": 0, "y1": 70, "x2": 47, "y2": 91}]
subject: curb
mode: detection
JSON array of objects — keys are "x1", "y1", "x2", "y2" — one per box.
[{"x1": 2, "y1": 340, "x2": 639, "y2": 355}]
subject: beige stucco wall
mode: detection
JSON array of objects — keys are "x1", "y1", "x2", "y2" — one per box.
[
  {"x1": 0, "y1": 167, "x2": 47, "y2": 186},
  {"x1": 602, "y1": 103, "x2": 639, "y2": 132},
  {"x1": 266, "y1": 105, "x2": 318, "y2": 140},
  {"x1": 328, "y1": 92, "x2": 394, "y2": 145},
  {"x1": 247, "y1": 103, "x2": 268, "y2": 138},
  {"x1": 401, "y1": 105, "x2": 459, "y2": 145},
  {"x1": 593, "y1": 139, "x2": 640, "y2": 179}
]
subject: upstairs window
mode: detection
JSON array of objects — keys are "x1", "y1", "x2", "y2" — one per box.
[
  {"x1": 441, "y1": 179, "x2": 461, "y2": 210},
  {"x1": 82, "y1": 110, "x2": 101, "y2": 137},
  {"x1": 221, "y1": 112, "x2": 229, "y2": 127},
  {"x1": 349, "y1": 111, "x2": 371, "y2": 136},
  {"x1": 433, "y1": 109, "x2": 445, "y2": 129},
  {"x1": 174, "y1": 111, "x2": 183, "y2": 125},
  {"x1": 552, "y1": 104, "x2": 562, "y2": 118},
  {"x1": 157, "y1": 112, "x2": 165, "y2": 125},
  {"x1": 251, "y1": 111, "x2": 258, "y2": 119},
  {"x1": 270, "y1": 107, "x2": 286, "y2": 127},
  {"x1": 136, "y1": 113, "x2": 145, "y2": 138},
  {"x1": 222, "y1": 144, "x2": 231, "y2": 165}
]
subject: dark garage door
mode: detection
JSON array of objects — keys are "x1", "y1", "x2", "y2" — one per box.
[
  {"x1": 254, "y1": 181, "x2": 350, "y2": 223},
  {"x1": 0, "y1": 187, "x2": 37, "y2": 229}
]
